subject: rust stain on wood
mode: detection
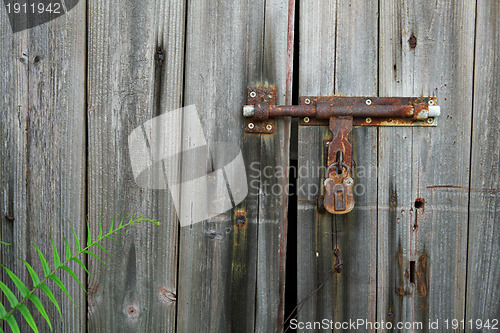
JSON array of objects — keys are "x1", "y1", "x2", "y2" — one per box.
[{"x1": 417, "y1": 252, "x2": 429, "y2": 297}]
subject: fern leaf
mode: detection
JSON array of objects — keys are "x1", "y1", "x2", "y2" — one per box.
[
  {"x1": 118, "y1": 214, "x2": 126, "y2": 228},
  {"x1": 17, "y1": 303, "x2": 38, "y2": 332},
  {"x1": 19, "y1": 259, "x2": 41, "y2": 286},
  {"x1": 84, "y1": 250, "x2": 105, "y2": 265},
  {"x1": 94, "y1": 243, "x2": 110, "y2": 257},
  {"x1": 4, "y1": 314, "x2": 20, "y2": 333},
  {"x1": 104, "y1": 235, "x2": 119, "y2": 243},
  {"x1": 109, "y1": 214, "x2": 117, "y2": 233},
  {"x1": 0, "y1": 281, "x2": 19, "y2": 308},
  {"x1": 2, "y1": 266, "x2": 29, "y2": 297},
  {"x1": 69, "y1": 222, "x2": 82, "y2": 252},
  {"x1": 64, "y1": 236, "x2": 72, "y2": 261},
  {"x1": 98, "y1": 223, "x2": 103, "y2": 240},
  {"x1": 70, "y1": 257, "x2": 90, "y2": 276},
  {"x1": 39, "y1": 283, "x2": 62, "y2": 320},
  {"x1": 50, "y1": 235, "x2": 61, "y2": 268},
  {"x1": 0, "y1": 301, "x2": 7, "y2": 317},
  {"x1": 86, "y1": 219, "x2": 92, "y2": 247},
  {"x1": 28, "y1": 294, "x2": 53, "y2": 332},
  {"x1": 48, "y1": 275, "x2": 74, "y2": 306},
  {"x1": 60, "y1": 266, "x2": 85, "y2": 293},
  {"x1": 32, "y1": 244, "x2": 51, "y2": 277}
]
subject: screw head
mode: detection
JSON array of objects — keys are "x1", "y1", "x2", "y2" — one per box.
[
  {"x1": 343, "y1": 177, "x2": 353, "y2": 186},
  {"x1": 249, "y1": 91, "x2": 257, "y2": 98},
  {"x1": 366, "y1": 99, "x2": 372, "y2": 105},
  {"x1": 248, "y1": 122, "x2": 255, "y2": 129},
  {"x1": 427, "y1": 118, "x2": 434, "y2": 124},
  {"x1": 428, "y1": 99, "x2": 435, "y2": 106},
  {"x1": 304, "y1": 98, "x2": 311, "y2": 105},
  {"x1": 366, "y1": 117, "x2": 372, "y2": 123},
  {"x1": 303, "y1": 117, "x2": 310, "y2": 123},
  {"x1": 266, "y1": 124, "x2": 273, "y2": 131}
]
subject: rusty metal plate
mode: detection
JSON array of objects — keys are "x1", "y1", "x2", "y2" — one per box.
[{"x1": 244, "y1": 87, "x2": 276, "y2": 134}]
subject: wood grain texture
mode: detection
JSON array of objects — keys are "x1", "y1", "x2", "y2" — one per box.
[
  {"x1": 378, "y1": 0, "x2": 475, "y2": 329},
  {"x1": 177, "y1": 0, "x2": 289, "y2": 332},
  {"x1": 296, "y1": 1, "x2": 336, "y2": 326},
  {"x1": 0, "y1": 2, "x2": 86, "y2": 332},
  {"x1": 466, "y1": 0, "x2": 500, "y2": 326},
  {"x1": 296, "y1": 0, "x2": 378, "y2": 330},
  {"x1": 87, "y1": 0, "x2": 185, "y2": 331}
]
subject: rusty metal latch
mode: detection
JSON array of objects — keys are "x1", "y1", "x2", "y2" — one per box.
[{"x1": 243, "y1": 87, "x2": 440, "y2": 214}]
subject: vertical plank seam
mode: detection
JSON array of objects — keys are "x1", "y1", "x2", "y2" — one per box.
[
  {"x1": 464, "y1": 0, "x2": 479, "y2": 324},
  {"x1": 84, "y1": 0, "x2": 89, "y2": 331},
  {"x1": 255, "y1": 1, "x2": 267, "y2": 331},
  {"x1": 176, "y1": 0, "x2": 191, "y2": 330},
  {"x1": 277, "y1": 1, "x2": 295, "y2": 330},
  {"x1": 375, "y1": 0, "x2": 381, "y2": 329}
]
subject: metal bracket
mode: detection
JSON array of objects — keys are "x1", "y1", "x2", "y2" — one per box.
[{"x1": 243, "y1": 87, "x2": 441, "y2": 215}]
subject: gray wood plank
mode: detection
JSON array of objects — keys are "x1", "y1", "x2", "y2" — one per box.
[
  {"x1": 87, "y1": 0, "x2": 185, "y2": 331},
  {"x1": 177, "y1": 0, "x2": 290, "y2": 332},
  {"x1": 466, "y1": 0, "x2": 500, "y2": 328},
  {"x1": 296, "y1": 0, "x2": 337, "y2": 327},
  {"x1": 0, "y1": 2, "x2": 86, "y2": 332},
  {"x1": 256, "y1": 1, "x2": 291, "y2": 332},
  {"x1": 378, "y1": 0, "x2": 476, "y2": 330},
  {"x1": 296, "y1": 0, "x2": 378, "y2": 331}
]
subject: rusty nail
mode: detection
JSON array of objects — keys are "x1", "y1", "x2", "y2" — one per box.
[
  {"x1": 249, "y1": 91, "x2": 257, "y2": 98},
  {"x1": 304, "y1": 98, "x2": 311, "y2": 105},
  {"x1": 248, "y1": 123, "x2": 255, "y2": 129},
  {"x1": 427, "y1": 118, "x2": 434, "y2": 124},
  {"x1": 366, "y1": 117, "x2": 372, "y2": 123},
  {"x1": 304, "y1": 117, "x2": 310, "y2": 123},
  {"x1": 388, "y1": 311, "x2": 395, "y2": 320},
  {"x1": 235, "y1": 215, "x2": 246, "y2": 226},
  {"x1": 428, "y1": 100, "x2": 435, "y2": 106},
  {"x1": 343, "y1": 177, "x2": 353, "y2": 186},
  {"x1": 266, "y1": 124, "x2": 273, "y2": 131},
  {"x1": 366, "y1": 99, "x2": 372, "y2": 105}
]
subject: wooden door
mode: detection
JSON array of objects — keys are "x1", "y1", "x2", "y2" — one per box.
[{"x1": 0, "y1": 1, "x2": 498, "y2": 332}]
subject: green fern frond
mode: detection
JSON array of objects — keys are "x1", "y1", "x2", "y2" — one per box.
[{"x1": 0, "y1": 214, "x2": 158, "y2": 332}]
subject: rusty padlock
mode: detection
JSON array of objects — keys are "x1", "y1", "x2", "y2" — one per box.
[{"x1": 324, "y1": 161, "x2": 354, "y2": 214}]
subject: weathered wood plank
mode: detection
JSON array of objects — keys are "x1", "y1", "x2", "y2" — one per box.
[
  {"x1": 87, "y1": 0, "x2": 185, "y2": 331},
  {"x1": 331, "y1": 1, "x2": 378, "y2": 327},
  {"x1": 378, "y1": 0, "x2": 475, "y2": 329},
  {"x1": 177, "y1": 0, "x2": 290, "y2": 331},
  {"x1": 0, "y1": 2, "x2": 86, "y2": 332},
  {"x1": 466, "y1": 0, "x2": 500, "y2": 327},
  {"x1": 296, "y1": 0, "x2": 378, "y2": 330},
  {"x1": 296, "y1": 0, "x2": 337, "y2": 326},
  {"x1": 257, "y1": 1, "x2": 290, "y2": 331}
]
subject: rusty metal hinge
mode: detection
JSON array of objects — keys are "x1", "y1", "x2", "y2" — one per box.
[{"x1": 242, "y1": 87, "x2": 441, "y2": 215}]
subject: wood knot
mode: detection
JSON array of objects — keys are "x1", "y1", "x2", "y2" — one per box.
[{"x1": 408, "y1": 34, "x2": 417, "y2": 49}]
